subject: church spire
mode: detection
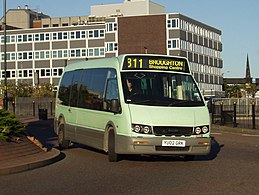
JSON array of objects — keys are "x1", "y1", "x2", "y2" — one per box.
[{"x1": 245, "y1": 54, "x2": 251, "y2": 84}]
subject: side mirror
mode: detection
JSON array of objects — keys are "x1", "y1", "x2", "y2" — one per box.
[{"x1": 110, "y1": 99, "x2": 121, "y2": 113}]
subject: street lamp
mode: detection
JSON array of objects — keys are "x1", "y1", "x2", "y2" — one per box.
[{"x1": 3, "y1": 0, "x2": 8, "y2": 110}]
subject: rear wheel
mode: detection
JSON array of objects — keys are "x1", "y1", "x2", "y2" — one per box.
[
  {"x1": 58, "y1": 124, "x2": 70, "y2": 149},
  {"x1": 108, "y1": 128, "x2": 119, "y2": 162}
]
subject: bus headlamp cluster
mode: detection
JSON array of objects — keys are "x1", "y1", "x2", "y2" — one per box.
[
  {"x1": 132, "y1": 124, "x2": 152, "y2": 134},
  {"x1": 194, "y1": 126, "x2": 209, "y2": 135}
]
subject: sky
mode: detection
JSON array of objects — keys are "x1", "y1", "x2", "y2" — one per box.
[{"x1": 2, "y1": 0, "x2": 259, "y2": 78}]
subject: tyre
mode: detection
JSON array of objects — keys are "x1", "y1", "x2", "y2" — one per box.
[
  {"x1": 108, "y1": 128, "x2": 119, "y2": 162},
  {"x1": 58, "y1": 124, "x2": 70, "y2": 149}
]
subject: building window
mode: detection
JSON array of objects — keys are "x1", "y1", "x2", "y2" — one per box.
[
  {"x1": 12, "y1": 71, "x2": 16, "y2": 78},
  {"x1": 81, "y1": 31, "x2": 86, "y2": 38},
  {"x1": 46, "y1": 51, "x2": 50, "y2": 58},
  {"x1": 28, "y1": 52, "x2": 33, "y2": 59},
  {"x1": 53, "y1": 68, "x2": 63, "y2": 76},
  {"x1": 22, "y1": 35, "x2": 27, "y2": 42},
  {"x1": 46, "y1": 69, "x2": 51, "y2": 76},
  {"x1": 63, "y1": 50, "x2": 68, "y2": 58},
  {"x1": 17, "y1": 35, "x2": 22, "y2": 42},
  {"x1": 41, "y1": 69, "x2": 45, "y2": 77},
  {"x1": 106, "y1": 23, "x2": 118, "y2": 32},
  {"x1": 167, "y1": 19, "x2": 178, "y2": 28},
  {"x1": 82, "y1": 49, "x2": 87, "y2": 57},
  {"x1": 28, "y1": 34, "x2": 32, "y2": 41},
  {"x1": 45, "y1": 33, "x2": 50, "y2": 40},
  {"x1": 94, "y1": 30, "x2": 99, "y2": 37},
  {"x1": 35, "y1": 52, "x2": 39, "y2": 59},
  {"x1": 40, "y1": 51, "x2": 45, "y2": 59},
  {"x1": 106, "y1": 42, "x2": 118, "y2": 52},
  {"x1": 63, "y1": 32, "x2": 68, "y2": 39},
  {"x1": 76, "y1": 49, "x2": 81, "y2": 57},
  {"x1": 168, "y1": 39, "x2": 179, "y2": 49},
  {"x1": 53, "y1": 51, "x2": 58, "y2": 58},
  {"x1": 88, "y1": 30, "x2": 105, "y2": 39},
  {"x1": 71, "y1": 32, "x2": 75, "y2": 39},
  {"x1": 76, "y1": 31, "x2": 81, "y2": 39},
  {"x1": 34, "y1": 34, "x2": 40, "y2": 41},
  {"x1": 58, "y1": 32, "x2": 63, "y2": 40},
  {"x1": 88, "y1": 49, "x2": 93, "y2": 56},
  {"x1": 58, "y1": 50, "x2": 62, "y2": 58},
  {"x1": 70, "y1": 50, "x2": 75, "y2": 57},
  {"x1": 53, "y1": 33, "x2": 57, "y2": 40},
  {"x1": 40, "y1": 33, "x2": 45, "y2": 41}
]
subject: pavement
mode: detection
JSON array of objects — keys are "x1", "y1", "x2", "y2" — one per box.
[
  {"x1": 0, "y1": 116, "x2": 62, "y2": 176},
  {"x1": 0, "y1": 116, "x2": 258, "y2": 176}
]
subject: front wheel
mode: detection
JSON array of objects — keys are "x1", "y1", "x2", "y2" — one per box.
[
  {"x1": 108, "y1": 128, "x2": 120, "y2": 162},
  {"x1": 58, "y1": 124, "x2": 70, "y2": 149}
]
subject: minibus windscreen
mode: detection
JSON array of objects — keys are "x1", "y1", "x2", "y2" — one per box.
[{"x1": 121, "y1": 72, "x2": 204, "y2": 107}]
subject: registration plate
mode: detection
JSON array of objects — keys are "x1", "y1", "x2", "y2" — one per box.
[{"x1": 162, "y1": 140, "x2": 186, "y2": 147}]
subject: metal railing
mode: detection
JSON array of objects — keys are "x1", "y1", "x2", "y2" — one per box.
[{"x1": 210, "y1": 98, "x2": 259, "y2": 129}]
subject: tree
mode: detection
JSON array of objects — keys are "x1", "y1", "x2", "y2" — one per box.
[
  {"x1": 245, "y1": 83, "x2": 257, "y2": 98},
  {"x1": 224, "y1": 84, "x2": 243, "y2": 98},
  {"x1": 32, "y1": 83, "x2": 55, "y2": 97},
  {"x1": 0, "y1": 82, "x2": 55, "y2": 98},
  {"x1": 0, "y1": 109, "x2": 27, "y2": 141},
  {"x1": 0, "y1": 81, "x2": 33, "y2": 98}
]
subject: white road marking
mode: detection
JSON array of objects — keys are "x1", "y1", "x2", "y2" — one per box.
[
  {"x1": 211, "y1": 132, "x2": 222, "y2": 135},
  {"x1": 242, "y1": 134, "x2": 259, "y2": 137}
]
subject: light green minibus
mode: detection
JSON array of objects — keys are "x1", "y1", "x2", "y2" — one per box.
[{"x1": 54, "y1": 54, "x2": 211, "y2": 162}]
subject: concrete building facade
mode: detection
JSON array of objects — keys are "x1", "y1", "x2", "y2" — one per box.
[
  {"x1": 91, "y1": 0, "x2": 165, "y2": 17},
  {"x1": 0, "y1": 0, "x2": 223, "y2": 95}
]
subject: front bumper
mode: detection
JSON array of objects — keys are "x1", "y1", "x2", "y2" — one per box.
[{"x1": 116, "y1": 135, "x2": 211, "y2": 155}]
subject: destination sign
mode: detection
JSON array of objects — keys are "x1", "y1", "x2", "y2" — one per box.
[{"x1": 123, "y1": 55, "x2": 189, "y2": 73}]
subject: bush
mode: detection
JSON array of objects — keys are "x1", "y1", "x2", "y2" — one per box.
[{"x1": 0, "y1": 109, "x2": 27, "y2": 141}]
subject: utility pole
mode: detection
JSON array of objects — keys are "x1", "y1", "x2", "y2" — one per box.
[{"x1": 3, "y1": 0, "x2": 8, "y2": 110}]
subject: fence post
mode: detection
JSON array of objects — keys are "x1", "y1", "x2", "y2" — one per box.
[
  {"x1": 12, "y1": 101, "x2": 15, "y2": 116},
  {"x1": 233, "y1": 102, "x2": 237, "y2": 127},
  {"x1": 211, "y1": 102, "x2": 214, "y2": 124},
  {"x1": 33, "y1": 101, "x2": 35, "y2": 116},
  {"x1": 252, "y1": 102, "x2": 256, "y2": 129},
  {"x1": 50, "y1": 100, "x2": 53, "y2": 116},
  {"x1": 220, "y1": 102, "x2": 224, "y2": 125}
]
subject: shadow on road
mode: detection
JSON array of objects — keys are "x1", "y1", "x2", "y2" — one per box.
[{"x1": 23, "y1": 118, "x2": 58, "y2": 150}]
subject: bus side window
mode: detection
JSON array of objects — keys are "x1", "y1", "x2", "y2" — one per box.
[
  {"x1": 104, "y1": 78, "x2": 120, "y2": 111},
  {"x1": 57, "y1": 71, "x2": 73, "y2": 106},
  {"x1": 70, "y1": 70, "x2": 82, "y2": 107}
]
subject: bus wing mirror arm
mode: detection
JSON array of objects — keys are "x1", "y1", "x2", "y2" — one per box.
[{"x1": 110, "y1": 99, "x2": 121, "y2": 114}]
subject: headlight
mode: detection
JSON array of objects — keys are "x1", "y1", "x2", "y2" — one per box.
[
  {"x1": 202, "y1": 126, "x2": 209, "y2": 134},
  {"x1": 132, "y1": 124, "x2": 152, "y2": 134},
  {"x1": 143, "y1": 126, "x2": 151, "y2": 134},
  {"x1": 194, "y1": 127, "x2": 201, "y2": 134},
  {"x1": 133, "y1": 125, "x2": 141, "y2": 133},
  {"x1": 194, "y1": 125, "x2": 209, "y2": 135}
]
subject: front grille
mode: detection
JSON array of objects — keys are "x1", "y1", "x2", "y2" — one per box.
[
  {"x1": 153, "y1": 126, "x2": 193, "y2": 136},
  {"x1": 155, "y1": 146, "x2": 190, "y2": 152}
]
